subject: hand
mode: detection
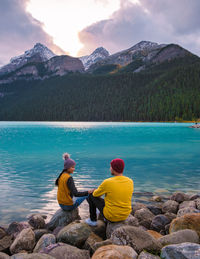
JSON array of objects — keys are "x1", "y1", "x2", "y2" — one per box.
[{"x1": 88, "y1": 188, "x2": 96, "y2": 194}]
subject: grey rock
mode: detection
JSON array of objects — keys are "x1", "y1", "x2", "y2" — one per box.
[
  {"x1": 164, "y1": 213, "x2": 177, "y2": 222},
  {"x1": 7, "y1": 222, "x2": 31, "y2": 239},
  {"x1": 161, "y1": 242, "x2": 200, "y2": 259},
  {"x1": 0, "y1": 236, "x2": 13, "y2": 253},
  {"x1": 10, "y1": 228, "x2": 35, "y2": 255},
  {"x1": 138, "y1": 251, "x2": 160, "y2": 259},
  {"x1": 196, "y1": 198, "x2": 200, "y2": 210},
  {"x1": 34, "y1": 229, "x2": 49, "y2": 243},
  {"x1": 162, "y1": 200, "x2": 179, "y2": 214},
  {"x1": 134, "y1": 208, "x2": 154, "y2": 229},
  {"x1": 131, "y1": 202, "x2": 147, "y2": 215},
  {"x1": 110, "y1": 225, "x2": 162, "y2": 254},
  {"x1": 42, "y1": 242, "x2": 90, "y2": 259},
  {"x1": 106, "y1": 214, "x2": 139, "y2": 238},
  {"x1": 147, "y1": 205, "x2": 162, "y2": 215},
  {"x1": 46, "y1": 208, "x2": 80, "y2": 231},
  {"x1": 56, "y1": 222, "x2": 92, "y2": 248},
  {"x1": 150, "y1": 215, "x2": 170, "y2": 233},
  {"x1": 170, "y1": 192, "x2": 190, "y2": 203},
  {"x1": 0, "y1": 252, "x2": 10, "y2": 259},
  {"x1": 159, "y1": 229, "x2": 199, "y2": 246},
  {"x1": 177, "y1": 207, "x2": 200, "y2": 217},
  {"x1": 10, "y1": 253, "x2": 55, "y2": 259},
  {"x1": 179, "y1": 201, "x2": 196, "y2": 210},
  {"x1": 190, "y1": 194, "x2": 200, "y2": 200},
  {"x1": 93, "y1": 239, "x2": 113, "y2": 251},
  {"x1": 28, "y1": 214, "x2": 46, "y2": 229},
  {"x1": 34, "y1": 234, "x2": 56, "y2": 253},
  {"x1": 0, "y1": 228, "x2": 7, "y2": 240}
]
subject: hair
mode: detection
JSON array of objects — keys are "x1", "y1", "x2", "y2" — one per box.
[{"x1": 55, "y1": 169, "x2": 68, "y2": 186}]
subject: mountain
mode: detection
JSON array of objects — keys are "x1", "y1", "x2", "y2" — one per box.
[{"x1": 79, "y1": 47, "x2": 109, "y2": 70}]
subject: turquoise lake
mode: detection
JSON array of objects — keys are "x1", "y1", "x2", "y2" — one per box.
[{"x1": 0, "y1": 122, "x2": 200, "y2": 224}]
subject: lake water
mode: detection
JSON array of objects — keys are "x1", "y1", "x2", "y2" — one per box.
[{"x1": 0, "y1": 122, "x2": 200, "y2": 224}]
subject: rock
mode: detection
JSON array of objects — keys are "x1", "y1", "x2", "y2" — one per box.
[
  {"x1": 110, "y1": 226, "x2": 162, "y2": 254},
  {"x1": 42, "y1": 242, "x2": 90, "y2": 259},
  {"x1": 91, "y1": 244, "x2": 138, "y2": 259},
  {"x1": 34, "y1": 229, "x2": 49, "y2": 243},
  {"x1": 10, "y1": 228, "x2": 35, "y2": 255},
  {"x1": 93, "y1": 239, "x2": 113, "y2": 251},
  {"x1": 34, "y1": 234, "x2": 56, "y2": 253},
  {"x1": 0, "y1": 228, "x2": 7, "y2": 240},
  {"x1": 179, "y1": 201, "x2": 196, "y2": 210},
  {"x1": 10, "y1": 253, "x2": 55, "y2": 259},
  {"x1": 190, "y1": 194, "x2": 200, "y2": 200},
  {"x1": 46, "y1": 208, "x2": 80, "y2": 231},
  {"x1": 28, "y1": 214, "x2": 46, "y2": 229},
  {"x1": 162, "y1": 200, "x2": 179, "y2": 214},
  {"x1": 170, "y1": 192, "x2": 190, "y2": 203},
  {"x1": 196, "y1": 198, "x2": 200, "y2": 210},
  {"x1": 170, "y1": 213, "x2": 200, "y2": 237},
  {"x1": 7, "y1": 222, "x2": 31, "y2": 239},
  {"x1": 165, "y1": 224, "x2": 170, "y2": 235},
  {"x1": 147, "y1": 205, "x2": 162, "y2": 215},
  {"x1": 56, "y1": 222, "x2": 92, "y2": 248},
  {"x1": 106, "y1": 214, "x2": 139, "y2": 238},
  {"x1": 159, "y1": 229, "x2": 199, "y2": 246},
  {"x1": 0, "y1": 236, "x2": 13, "y2": 253},
  {"x1": 150, "y1": 215, "x2": 170, "y2": 233},
  {"x1": 177, "y1": 207, "x2": 200, "y2": 217},
  {"x1": 89, "y1": 220, "x2": 106, "y2": 240},
  {"x1": 131, "y1": 202, "x2": 147, "y2": 215},
  {"x1": 134, "y1": 208, "x2": 154, "y2": 229},
  {"x1": 151, "y1": 196, "x2": 162, "y2": 202},
  {"x1": 0, "y1": 252, "x2": 10, "y2": 259},
  {"x1": 164, "y1": 213, "x2": 177, "y2": 222},
  {"x1": 138, "y1": 251, "x2": 160, "y2": 259},
  {"x1": 147, "y1": 230, "x2": 163, "y2": 239},
  {"x1": 161, "y1": 242, "x2": 200, "y2": 259},
  {"x1": 83, "y1": 232, "x2": 102, "y2": 254}
]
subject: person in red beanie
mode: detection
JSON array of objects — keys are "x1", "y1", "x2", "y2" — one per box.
[{"x1": 85, "y1": 158, "x2": 134, "y2": 226}]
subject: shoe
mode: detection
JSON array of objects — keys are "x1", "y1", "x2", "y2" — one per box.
[{"x1": 85, "y1": 218, "x2": 97, "y2": 226}]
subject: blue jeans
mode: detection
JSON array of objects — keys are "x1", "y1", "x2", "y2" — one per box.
[{"x1": 59, "y1": 195, "x2": 88, "y2": 211}]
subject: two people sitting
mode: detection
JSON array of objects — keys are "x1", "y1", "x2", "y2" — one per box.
[{"x1": 55, "y1": 153, "x2": 134, "y2": 226}]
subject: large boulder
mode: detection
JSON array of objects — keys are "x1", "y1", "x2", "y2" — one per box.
[
  {"x1": 10, "y1": 228, "x2": 35, "y2": 255},
  {"x1": 56, "y1": 222, "x2": 92, "y2": 248},
  {"x1": 88, "y1": 220, "x2": 106, "y2": 239},
  {"x1": 0, "y1": 235, "x2": 13, "y2": 253},
  {"x1": 10, "y1": 253, "x2": 55, "y2": 259},
  {"x1": 147, "y1": 205, "x2": 162, "y2": 215},
  {"x1": 158, "y1": 229, "x2": 199, "y2": 246},
  {"x1": 7, "y1": 222, "x2": 31, "y2": 239},
  {"x1": 0, "y1": 252, "x2": 10, "y2": 259},
  {"x1": 46, "y1": 208, "x2": 80, "y2": 231},
  {"x1": 170, "y1": 192, "x2": 190, "y2": 203},
  {"x1": 169, "y1": 213, "x2": 200, "y2": 237},
  {"x1": 34, "y1": 229, "x2": 49, "y2": 243},
  {"x1": 34, "y1": 234, "x2": 56, "y2": 253},
  {"x1": 134, "y1": 208, "x2": 154, "y2": 229},
  {"x1": 150, "y1": 215, "x2": 170, "y2": 233},
  {"x1": 41, "y1": 243, "x2": 90, "y2": 259},
  {"x1": 106, "y1": 214, "x2": 139, "y2": 238},
  {"x1": 91, "y1": 244, "x2": 138, "y2": 259},
  {"x1": 177, "y1": 207, "x2": 200, "y2": 217},
  {"x1": 161, "y1": 242, "x2": 200, "y2": 259},
  {"x1": 28, "y1": 214, "x2": 46, "y2": 229},
  {"x1": 162, "y1": 200, "x2": 179, "y2": 214},
  {"x1": 110, "y1": 226, "x2": 162, "y2": 254},
  {"x1": 138, "y1": 251, "x2": 160, "y2": 259},
  {"x1": 131, "y1": 202, "x2": 147, "y2": 215},
  {"x1": 179, "y1": 200, "x2": 196, "y2": 210},
  {"x1": 83, "y1": 232, "x2": 102, "y2": 254}
]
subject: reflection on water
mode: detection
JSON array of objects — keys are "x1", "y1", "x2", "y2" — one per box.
[{"x1": 0, "y1": 122, "x2": 200, "y2": 224}]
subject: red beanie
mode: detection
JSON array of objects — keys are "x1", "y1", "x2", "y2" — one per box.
[{"x1": 110, "y1": 158, "x2": 125, "y2": 173}]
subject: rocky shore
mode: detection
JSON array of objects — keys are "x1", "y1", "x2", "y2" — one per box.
[{"x1": 0, "y1": 191, "x2": 200, "y2": 259}]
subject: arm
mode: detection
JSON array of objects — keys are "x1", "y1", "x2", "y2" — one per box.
[
  {"x1": 67, "y1": 177, "x2": 88, "y2": 197},
  {"x1": 93, "y1": 181, "x2": 106, "y2": 197}
]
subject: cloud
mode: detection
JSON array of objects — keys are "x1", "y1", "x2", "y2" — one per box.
[
  {"x1": 78, "y1": 0, "x2": 200, "y2": 56},
  {"x1": 0, "y1": 0, "x2": 66, "y2": 66}
]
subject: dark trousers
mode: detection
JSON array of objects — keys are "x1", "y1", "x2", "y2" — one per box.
[{"x1": 87, "y1": 194, "x2": 105, "y2": 221}]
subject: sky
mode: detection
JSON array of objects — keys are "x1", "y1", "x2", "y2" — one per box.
[{"x1": 1, "y1": 0, "x2": 200, "y2": 66}]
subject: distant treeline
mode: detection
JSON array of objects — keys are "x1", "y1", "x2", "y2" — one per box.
[{"x1": 0, "y1": 56, "x2": 200, "y2": 121}]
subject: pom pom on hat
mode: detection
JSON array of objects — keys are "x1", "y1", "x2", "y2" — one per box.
[
  {"x1": 63, "y1": 153, "x2": 70, "y2": 160},
  {"x1": 63, "y1": 152, "x2": 76, "y2": 170}
]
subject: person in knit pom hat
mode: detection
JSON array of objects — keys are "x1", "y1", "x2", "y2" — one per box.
[
  {"x1": 55, "y1": 153, "x2": 94, "y2": 211},
  {"x1": 85, "y1": 158, "x2": 134, "y2": 226}
]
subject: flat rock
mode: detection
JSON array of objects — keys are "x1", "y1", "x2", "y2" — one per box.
[
  {"x1": 134, "y1": 208, "x2": 154, "y2": 229},
  {"x1": 170, "y1": 213, "x2": 200, "y2": 237},
  {"x1": 0, "y1": 236, "x2": 13, "y2": 253},
  {"x1": 162, "y1": 200, "x2": 179, "y2": 214},
  {"x1": 150, "y1": 214, "x2": 170, "y2": 233},
  {"x1": 28, "y1": 214, "x2": 46, "y2": 229},
  {"x1": 161, "y1": 242, "x2": 200, "y2": 259},
  {"x1": 42, "y1": 242, "x2": 90, "y2": 259},
  {"x1": 34, "y1": 234, "x2": 56, "y2": 253},
  {"x1": 106, "y1": 214, "x2": 139, "y2": 238},
  {"x1": 46, "y1": 208, "x2": 80, "y2": 231},
  {"x1": 170, "y1": 192, "x2": 190, "y2": 203},
  {"x1": 10, "y1": 253, "x2": 55, "y2": 259},
  {"x1": 91, "y1": 244, "x2": 138, "y2": 259},
  {"x1": 0, "y1": 252, "x2": 10, "y2": 259},
  {"x1": 56, "y1": 222, "x2": 92, "y2": 248},
  {"x1": 177, "y1": 207, "x2": 200, "y2": 217},
  {"x1": 110, "y1": 225, "x2": 162, "y2": 254},
  {"x1": 138, "y1": 251, "x2": 160, "y2": 259},
  {"x1": 10, "y1": 228, "x2": 35, "y2": 255},
  {"x1": 159, "y1": 229, "x2": 199, "y2": 246}
]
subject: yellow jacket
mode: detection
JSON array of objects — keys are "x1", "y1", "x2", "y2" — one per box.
[
  {"x1": 57, "y1": 173, "x2": 73, "y2": 205},
  {"x1": 93, "y1": 175, "x2": 133, "y2": 222}
]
